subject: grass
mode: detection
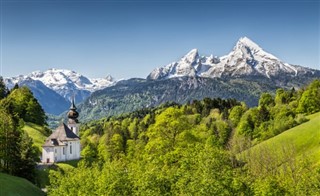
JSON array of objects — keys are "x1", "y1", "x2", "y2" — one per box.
[
  {"x1": 0, "y1": 173, "x2": 44, "y2": 196},
  {"x1": 241, "y1": 112, "x2": 320, "y2": 165},
  {"x1": 35, "y1": 159, "x2": 80, "y2": 189},
  {"x1": 23, "y1": 122, "x2": 47, "y2": 151}
]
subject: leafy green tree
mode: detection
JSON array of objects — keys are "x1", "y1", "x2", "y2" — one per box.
[
  {"x1": 297, "y1": 79, "x2": 320, "y2": 114},
  {"x1": 0, "y1": 108, "x2": 38, "y2": 182},
  {"x1": 1, "y1": 86, "x2": 47, "y2": 125},
  {"x1": 0, "y1": 108, "x2": 19, "y2": 174},
  {"x1": 259, "y1": 92, "x2": 274, "y2": 108},
  {"x1": 16, "y1": 131, "x2": 39, "y2": 182},
  {"x1": 147, "y1": 107, "x2": 191, "y2": 152},
  {"x1": 275, "y1": 89, "x2": 290, "y2": 105},
  {"x1": 237, "y1": 108, "x2": 261, "y2": 139},
  {"x1": 228, "y1": 105, "x2": 246, "y2": 127},
  {"x1": 81, "y1": 142, "x2": 98, "y2": 164},
  {"x1": 128, "y1": 118, "x2": 139, "y2": 140}
]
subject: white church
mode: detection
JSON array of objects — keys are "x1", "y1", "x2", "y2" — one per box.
[{"x1": 42, "y1": 100, "x2": 81, "y2": 163}]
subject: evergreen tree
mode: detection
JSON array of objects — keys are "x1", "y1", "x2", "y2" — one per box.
[
  {"x1": 17, "y1": 131, "x2": 40, "y2": 182},
  {"x1": 0, "y1": 76, "x2": 8, "y2": 99},
  {"x1": 0, "y1": 108, "x2": 39, "y2": 182}
]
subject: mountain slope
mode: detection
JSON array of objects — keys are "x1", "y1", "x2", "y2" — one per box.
[
  {"x1": 78, "y1": 76, "x2": 279, "y2": 121},
  {"x1": 148, "y1": 37, "x2": 319, "y2": 80},
  {"x1": 0, "y1": 172, "x2": 44, "y2": 196},
  {"x1": 241, "y1": 112, "x2": 320, "y2": 165},
  {"x1": 23, "y1": 122, "x2": 48, "y2": 151}
]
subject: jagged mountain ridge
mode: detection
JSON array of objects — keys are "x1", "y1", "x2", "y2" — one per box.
[
  {"x1": 5, "y1": 69, "x2": 116, "y2": 115},
  {"x1": 147, "y1": 37, "x2": 318, "y2": 80}
]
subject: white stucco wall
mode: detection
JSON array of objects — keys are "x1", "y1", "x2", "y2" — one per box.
[
  {"x1": 67, "y1": 141, "x2": 81, "y2": 160},
  {"x1": 42, "y1": 147, "x2": 54, "y2": 163},
  {"x1": 42, "y1": 141, "x2": 80, "y2": 163}
]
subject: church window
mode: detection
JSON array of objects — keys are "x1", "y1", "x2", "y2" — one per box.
[
  {"x1": 70, "y1": 145, "x2": 72, "y2": 154},
  {"x1": 63, "y1": 147, "x2": 65, "y2": 155}
]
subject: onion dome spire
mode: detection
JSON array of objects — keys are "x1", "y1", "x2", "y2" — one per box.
[{"x1": 67, "y1": 97, "x2": 79, "y2": 123}]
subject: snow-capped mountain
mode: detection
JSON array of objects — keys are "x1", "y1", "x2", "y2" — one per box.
[
  {"x1": 5, "y1": 69, "x2": 116, "y2": 115},
  {"x1": 147, "y1": 37, "x2": 318, "y2": 80},
  {"x1": 6, "y1": 69, "x2": 115, "y2": 101}
]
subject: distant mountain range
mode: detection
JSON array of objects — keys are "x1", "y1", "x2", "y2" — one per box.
[
  {"x1": 4, "y1": 37, "x2": 320, "y2": 120},
  {"x1": 5, "y1": 69, "x2": 115, "y2": 115}
]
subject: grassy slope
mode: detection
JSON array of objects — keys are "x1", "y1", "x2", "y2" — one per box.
[
  {"x1": 0, "y1": 173, "x2": 44, "y2": 196},
  {"x1": 22, "y1": 122, "x2": 47, "y2": 151},
  {"x1": 35, "y1": 159, "x2": 80, "y2": 189},
  {"x1": 242, "y1": 112, "x2": 320, "y2": 165}
]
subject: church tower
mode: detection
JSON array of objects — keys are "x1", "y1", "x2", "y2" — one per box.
[{"x1": 67, "y1": 98, "x2": 80, "y2": 136}]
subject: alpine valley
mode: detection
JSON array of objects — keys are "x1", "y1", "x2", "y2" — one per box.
[{"x1": 4, "y1": 37, "x2": 320, "y2": 120}]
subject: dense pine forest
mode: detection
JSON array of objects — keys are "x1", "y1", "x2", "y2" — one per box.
[{"x1": 1, "y1": 77, "x2": 320, "y2": 195}]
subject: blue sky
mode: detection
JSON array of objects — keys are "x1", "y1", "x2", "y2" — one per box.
[{"x1": 0, "y1": 0, "x2": 319, "y2": 79}]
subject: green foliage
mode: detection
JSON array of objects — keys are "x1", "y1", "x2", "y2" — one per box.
[
  {"x1": 228, "y1": 104, "x2": 246, "y2": 127},
  {"x1": 0, "y1": 86, "x2": 47, "y2": 126},
  {"x1": 0, "y1": 85, "x2": 47, "y2": 183},
  {"x1": 147, "y1": 107, "x2": 191, "y2": 151},
  {"x1": 258, "y1": 92, "x2": 274, "y2": 108},
  {"x1": 0, "y1": 76, "x2": 9, "y2": 99},
  {"x1": 17, "y1": 131, "x2": 40, "y2": 182},
  {"x1": 235, "y1": 80, "x2": 320, "y2": 143},
  {"x1": 0, "y1": 108, "x2": 39, "y2": 182},
  {"x1": 23, "y1": 122, "x2": 49, "y2": 151},
  {"x1": 297, "y1": 79, "x2": 320, "y2": 114},
  {"x1": 239, "y1": 112, "x2": 320, "y2": 194}
]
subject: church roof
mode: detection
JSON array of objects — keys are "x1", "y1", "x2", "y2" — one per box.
[{"x1": 42, "y1": 123, "x2": 80, "y2": 147}]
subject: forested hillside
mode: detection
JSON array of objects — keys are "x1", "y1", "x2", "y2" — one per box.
[
  {"x1": 0, "y1": 77, "x2": 47, "y2": 183},
  {"x1": 77, "y1": 77, "x2": 279, "y2": 121},
  {"x1": 48, "y1": 79, "x2": 320, "y2": 195}
]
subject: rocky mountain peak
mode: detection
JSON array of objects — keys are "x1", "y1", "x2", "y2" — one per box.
[
  {"x1": 182, "y1": 49, "x2": 199, "y2": 64},
  {"x1": 235, "y1": 37, "x2": 261, "y2": 50}
]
